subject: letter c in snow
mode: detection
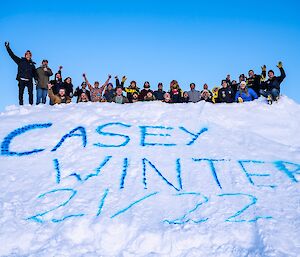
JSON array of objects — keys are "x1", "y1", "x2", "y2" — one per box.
[{"x1": 1, "y1": 123, "x2": 52, "y2": 156}]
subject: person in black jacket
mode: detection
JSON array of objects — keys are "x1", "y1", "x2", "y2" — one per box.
[
  {"x1": 5, "y1": 42, "x2": 37, "y2": 105},
  {"x1": 139, "y1": 81, "x2": 153, "y2": 101},
  {"x1": 153, "y1": 83, "x2": 166, "y2": 100},
  {"x1": 62, "y1": 77, "x2": 74, "y2": 98},
  {"x1": 103, "y1": 83, "x2": 115, "y2": 102},
  {"x1": 247, "y1": 65, "x2": 266, "y2": 96},
  {"x1": 218, "y1": 80, "x2": 234, "y2": 103},
  {"x1": 260, "y1": 62, "x2": 286, "y2": 104},
  {"x1": 74, "y1": 82, "x2": 91, "y2": 103},
  {"x1": 182, "y1": 91, "x2": 189, "y2": 103},
  {"x1": 169, "y1": 80, "x2": 183, "y2": 103},
  {"x1": 49, "y1": 66, "x2": 64, "y2": 105}
]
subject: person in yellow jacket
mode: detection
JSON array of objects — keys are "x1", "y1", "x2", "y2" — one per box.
[
  {"x1": 119, "y1": 76, "x2": 140, "y2": 103},
  {"x1": 48, "y1": 83, "x2": 71, "y2": 104},
  {"x1": 211, "y1": 86, "x2": 219, "y2": 103}
]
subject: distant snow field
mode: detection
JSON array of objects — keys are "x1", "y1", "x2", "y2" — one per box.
[{"x1": 0, "y1": 96, "x2": 299, "y2": 257}]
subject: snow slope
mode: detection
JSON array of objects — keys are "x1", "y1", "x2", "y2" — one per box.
[{"x1": 0, "y1": 96, "x2": 299, "y2": 257}]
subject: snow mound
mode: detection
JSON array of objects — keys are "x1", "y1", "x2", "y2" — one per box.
[{"x1": 0, "y1": 96, "x2": 300, "y2": 257}]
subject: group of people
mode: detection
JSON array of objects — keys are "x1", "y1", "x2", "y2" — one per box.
[{"x1": 5, "y1": 42, "x2": 286, "y2": 106}]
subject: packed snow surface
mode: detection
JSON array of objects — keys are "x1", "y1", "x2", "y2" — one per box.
[{"x1": 0, "y1": 96, "x2": 300, "y2": 257}]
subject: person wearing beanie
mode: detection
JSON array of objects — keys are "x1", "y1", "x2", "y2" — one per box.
[
  {"x1": 35, "y1": 59, "x2": 53, "y2": 104},
  {"x1": 131, "y1": 92, "x2": 139, "y2": 103},
  {"x1": 74, "y1": 82, "x2": 91, "y2": 103},
  {"x1": 153, "y1": 82, "x2": 166, "y2": 101},
  {"x1": 218, "y1": 80, "x2": 234, "y2": 103},
  {"x1": 139, "y1": 81, "x2": 153, "y2": 101},
  {"x1": 235, "y1": 81, "x2": 258, "y2": 103},
  {"x1": 120, "y1": 76, "x2": 140, "y2": 103},
  {"x1": 200, "y1": 83, "x2": 213, "y2": 99},
  {"x1": 260, "y1": 62, "x2": 286, "y2": 104},
  {"x1": 5, "y1": 41, "x2": 37, "y2": 105},
  {"x1": 200, "y1": 89, "x2": 213, "y2": 103}
]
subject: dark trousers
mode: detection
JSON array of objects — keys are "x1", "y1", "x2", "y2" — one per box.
[{"x1": 18, "y1": 80, "x2": 33, "y2": 105}]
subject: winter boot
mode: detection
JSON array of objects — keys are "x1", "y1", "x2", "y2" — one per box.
[{"x1": 267, "y1": 95, "x2": 272, "y2": 105}]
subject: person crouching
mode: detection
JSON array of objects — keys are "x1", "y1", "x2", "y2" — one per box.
[
  {"x1": 235, "y1": 81, "x2": 258, "y2": 103},
  {"x1": 112, "y1": 87, "x2": 129, "y2": 104},
  {"x1": 48, "y1": 83, "x2": 71, "y2": 104}
]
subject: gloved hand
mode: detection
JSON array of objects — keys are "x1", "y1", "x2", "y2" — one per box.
[
  {"x1": 108, "y1": 74, "x2": 112, "y2": 79},
  {"x1": 261, "y1": 65, "x2": 266, "y2": 72},
  {"x1": 121, "y1": 76, "x2": 127, "y2": 83},
  {"x1": 277, "y1": 61, "x2": 283, "y2": 68},
  {"x1": 82, "y1": 73, "x2": 86, "y2": 78},
  {"x1": 238, "y1": 97, "x2": 243, "y2": 103},
  {"x1": 5, "y1": 41, "x2": 9, "y2": 47}
]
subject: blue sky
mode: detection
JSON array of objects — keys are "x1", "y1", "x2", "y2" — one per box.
[{"x1": 1, "y1": 0, "x2": 299, "y2": 109}]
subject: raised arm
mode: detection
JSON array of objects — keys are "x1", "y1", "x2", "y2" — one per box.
[
  {"x1": 277, "y1": 62, "x2": 286, "y2": 83},
  {"x1": 47, "y1": 83, "x2": 56, "y2": 102},
  {"x1": 260, "y1": 65, "x2": 266, "y2": 81},
  {"x1": 46, "y1": 68, "x2": 53, "y2": 77},
  {"x1": 115, "y1": 75, "x2": 127, "y2": 89},
  {"x1": 83, "y1": 73, "x2": 93, "y2": 91},
  {"x1": 101, "y1": 75, "x2": 112, "y2": 89},
  {"x1": 5, "y1": 42, "x2": 21, "y2": 64}
]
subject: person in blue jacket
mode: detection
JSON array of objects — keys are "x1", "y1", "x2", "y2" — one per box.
[{"x1": 235, "y1": 81, "x2": 258, "y2": 103}]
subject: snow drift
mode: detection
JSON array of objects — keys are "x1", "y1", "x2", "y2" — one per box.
[{"x1": 0, "y1": 97, "x2": 300, "y2": 257}]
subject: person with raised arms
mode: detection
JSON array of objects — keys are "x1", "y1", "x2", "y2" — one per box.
[
  {"x1": 74, "y1": 82, "x2": 91, "y2": 103},
  {"x1": 5, "y1": 42, "x2": 37, "y2": 105},
  {"x1": 260, "y1": 62, "x2": 286, "y2": 104},
  {"x1": 47, "y1": 83, "x2": 71, "y2": 104},
  {"x1": 83, "y1": 73, "x2": 111, "y2": 102}
]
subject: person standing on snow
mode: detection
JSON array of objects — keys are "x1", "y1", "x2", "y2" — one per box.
[
  {"x1": 5, "y1": 42, "x2": 37, "y2": 105},
  {"x1": 187, "y1": 83, "x2": 201, "y2": 103},
  {"x1": 260, "y1": 62, "x2": 286, "y2": 104},
  {"x1": 35, "y1": 59, "x2": 53, "y2": 104}
]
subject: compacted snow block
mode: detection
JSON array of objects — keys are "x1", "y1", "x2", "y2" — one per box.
[{"x1": 0, "y1": 98, "x2": 299, "y2": 256}]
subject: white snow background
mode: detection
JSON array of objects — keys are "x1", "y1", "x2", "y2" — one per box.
[{"x1": 0, "y1": 97, "x2": 299, "y2": 257}]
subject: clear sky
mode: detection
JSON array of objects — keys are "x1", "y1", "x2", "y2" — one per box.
[{"x1": 1, "y1": 0, "x2": 299, "y2": 110}]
